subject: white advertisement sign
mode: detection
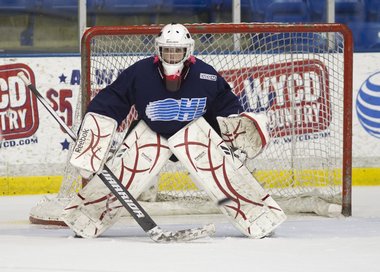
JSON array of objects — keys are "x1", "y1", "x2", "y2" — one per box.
[
  {"x1": 0, "y1": 57, "x2": 81, "y2": 176},
  {"x1": 353, "y1": 53, "x2": 380, "y2": 167}
]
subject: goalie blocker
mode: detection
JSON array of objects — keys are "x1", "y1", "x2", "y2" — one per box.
[
  {"x1": 69, "y1": 112, "x2": 118, "y2": 178},
  {"x1": 168, "y1": 117, "x2": 286, "y2": 238}
]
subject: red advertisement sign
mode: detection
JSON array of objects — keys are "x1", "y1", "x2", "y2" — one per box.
[
  {"x1": 220, "y1": 59, "x2": 331, "y2": 137},
  {"x1": 0, "y1": 63, "x2": 39, "y2": 140}
]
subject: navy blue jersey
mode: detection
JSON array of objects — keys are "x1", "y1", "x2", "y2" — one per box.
[{"x1": 87, "y1": 56, "x2": 243, "y2": 138}]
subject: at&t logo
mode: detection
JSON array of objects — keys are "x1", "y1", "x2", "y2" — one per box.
[{"x1": 357, "y1": 71, "x2": 380, "y2": 138}]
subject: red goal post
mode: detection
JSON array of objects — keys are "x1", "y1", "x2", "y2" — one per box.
[{"x1": 29, "y1": 23, "x2": 352, "y2": 225}]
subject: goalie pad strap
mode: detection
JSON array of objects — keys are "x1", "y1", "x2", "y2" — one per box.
[
  {"x1": 70, "y1": 112, "x2": 117, "y2": 174},
  {"x1": 168, "y1": 117, "x2": 286, "y2": 238}
]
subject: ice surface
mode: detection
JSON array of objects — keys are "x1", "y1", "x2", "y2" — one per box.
[{"x1": 0, "y1": 187, "x2": 380, "y2": 272}]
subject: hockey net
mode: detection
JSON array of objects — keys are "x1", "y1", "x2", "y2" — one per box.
[{"x1": 30, "y1": 23, "x2": 352, "y2": 225}]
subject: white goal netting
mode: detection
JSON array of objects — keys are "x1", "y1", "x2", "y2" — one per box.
[{"x1": 30, "y1": 23, "x2": 352, "y2": 225}]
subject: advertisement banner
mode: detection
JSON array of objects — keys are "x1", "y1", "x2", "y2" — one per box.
[
  {"x1": 0, "y1": 57, "x2": 81, "y2": 178},
  {"x1": 0, "y1": 53, "x2": 380, "y2": 194},
  {"x1": 353, "y1": 53, "x2": 380, "y2": 167}
]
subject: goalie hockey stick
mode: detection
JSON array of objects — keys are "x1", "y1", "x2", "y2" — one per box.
[{"x1": 17, "y1": 72, "x2": 215, "y2": 242}]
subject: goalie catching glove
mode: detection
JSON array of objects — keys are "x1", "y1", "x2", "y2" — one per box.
[
  {"x1": 69, "y1": 112, "x2": 118, "y2": 178},
  {"x1": 217, "y1": 112, "x2": 270, "y2": 160}
]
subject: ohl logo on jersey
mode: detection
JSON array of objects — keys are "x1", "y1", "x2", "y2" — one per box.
[
  {"x1": 146, "y1": 97, "x2": 207, "y2": 121},
  {"x1": 220, "y1": 59, "x2": 331, "y2": 138}
]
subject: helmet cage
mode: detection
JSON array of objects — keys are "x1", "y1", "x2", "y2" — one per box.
[
  {"x1": 155, "y1": 24, "x2": 194, "y2": 75},
  {"x1": 158, "y1": 46, "x2": 188, "y2": 65}
]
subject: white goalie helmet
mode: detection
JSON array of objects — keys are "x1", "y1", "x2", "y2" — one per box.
[{"x1": 155, "y1": 23, "x2": 194, "y2": 91}]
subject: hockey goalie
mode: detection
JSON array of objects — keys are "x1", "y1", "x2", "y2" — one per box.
[{"x1": 61, "y1": 23, "x2": 286, "y2": 238}]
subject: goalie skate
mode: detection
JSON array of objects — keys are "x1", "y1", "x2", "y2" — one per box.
[{"x1": 168, "y1": 117, "x2": 287, "y2": 238}]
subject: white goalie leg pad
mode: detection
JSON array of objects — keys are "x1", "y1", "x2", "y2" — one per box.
[
  {"x1": 70, "y1": 112, "x2": 118, "y2": 177},
  {"x1": 61, "y1": 120, "x2": 172, "y2": 238},
  {"x1": 168, "y1": 117, "x2": 286, "y2": 238},
  {"x1": 217, "y1": 112, "x2": 270, "y2": 159}
]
